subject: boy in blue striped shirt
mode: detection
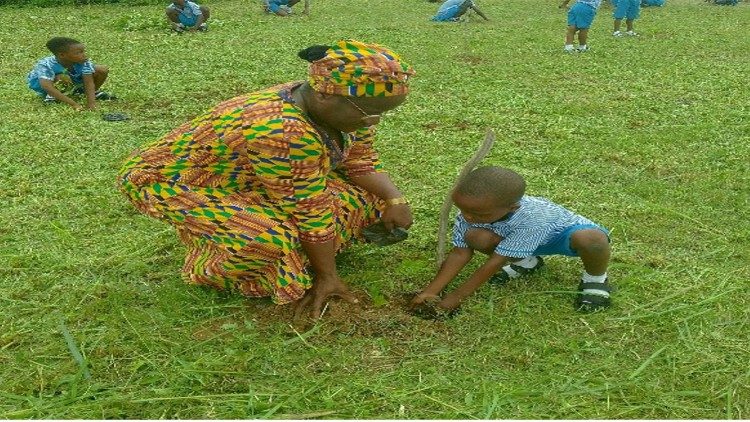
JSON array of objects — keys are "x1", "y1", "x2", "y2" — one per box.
[
  {"x1": 166, "y1": 0, "x2": 210, "y2": 32},
  {"x1": 411, "y1": 166, "x2": 612, "y2": 314}
]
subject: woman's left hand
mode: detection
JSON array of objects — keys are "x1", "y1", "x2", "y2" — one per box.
[
  {"x1": 380, "y1": 203, "x2": 413, "y2": 232},
  {"x1": 438, "y1": 293, "x2": 462, "y2": 312}
]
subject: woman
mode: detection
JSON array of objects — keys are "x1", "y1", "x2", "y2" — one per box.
[{"x1": 118, "y1": 40, "x2": 415, "y2": 318}]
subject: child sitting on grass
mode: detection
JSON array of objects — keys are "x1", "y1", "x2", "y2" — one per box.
[
  {"x1": 411, "y1": 166, "x2": 613, "y2": 315},
  {"x1": 431, "y1": 0, "x2": 489, "y2": 22},
  {"x1": 559, "y1": 0, "x2": 602, "y2": 52},
  {"x1": 612, "y1": 0, "x2": 640, "y2": 36},
  {"x1": 27, "y1": 37, "x2": 113, "y2": 111},
  {"x1": 264, "y1": 0, "x2": 300, "y2": 16},
  {"x1": 166, "y1": 0, "x2": 210, "y2": 32}
]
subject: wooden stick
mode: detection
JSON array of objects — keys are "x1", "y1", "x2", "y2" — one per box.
[{"x1": 435, "y1": 129, "x2": 496, "y2": 267}]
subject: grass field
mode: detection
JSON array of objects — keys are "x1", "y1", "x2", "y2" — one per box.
[{"x1": 1, "y1": 0, "x2": 749, "y2": 418}]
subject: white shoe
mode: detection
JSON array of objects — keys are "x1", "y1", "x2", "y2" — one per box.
[
  {"x1": 564, "y1": 45, "x2": 576, "y2": 53},
  {"x1": 578, "y1": 45, "x2": 590, "y2": 52},
  {"x1": 625, "y1": 30, "x2": 638, "y2": 36},
  {"x1": 613, "y1": 30, "x2": 623, "y2": 37}
]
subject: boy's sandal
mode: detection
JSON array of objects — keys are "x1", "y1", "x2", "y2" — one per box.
[
  {"x1": 489, "y1": 256, "x2": 545, "y2": 285},
  {"x1": 102, "y1": 112, "x2": 130, "y2": 122},
  {"x1": 574, "y1": 280, "x2": 612, "y2": 312}
]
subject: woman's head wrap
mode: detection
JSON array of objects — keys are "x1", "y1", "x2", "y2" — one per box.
[{"x1": 299, "y1": 39, "x2": 415, "y2": 97}]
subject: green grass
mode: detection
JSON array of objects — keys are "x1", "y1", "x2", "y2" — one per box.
[{"x1": 1, "y1": 0, "x2": 749, "y2": 418}]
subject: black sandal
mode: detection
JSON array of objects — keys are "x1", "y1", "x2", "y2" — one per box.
[
  {"x1": 489, "y1": 256, "x2": 545, "y2": 285},
  {"x1": 574, "y1": 279, "x2": 612, "y2": 312}
]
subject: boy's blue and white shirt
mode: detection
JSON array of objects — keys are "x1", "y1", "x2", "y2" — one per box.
[
  {"x1": 168, "y1": 1, "x2": 203, "y2": 19},
  {"x1": 452, "y1": 196, "x2": 597, "y2": 258},
  {"x1": 27, "y1": 55, "x2": 95, "y2": 95},
  {"x1": 577, "y1": 0, "x2": 602, "y2": 8}
]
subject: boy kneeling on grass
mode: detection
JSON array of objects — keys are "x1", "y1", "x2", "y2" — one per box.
[
  {"x1": 27, "y1": 37, "x2": 114, "y2": 111},
  {"x1": 411, "y1": 166, "x2": 613, "y2": 316},
  {"x1": 167, "y1": 0, "x2": 210, "y2": 32}
]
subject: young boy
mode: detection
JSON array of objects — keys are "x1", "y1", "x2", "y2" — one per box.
[
  {"x1": 166, "y1": 0, "x2": 210, "y2": 32},
  {"x1": 27, "y1": 37, "x2": 113, "y2": 111},
  {"x1": 612, "y1": 0, "x2": 640, "y2": 36},
  {"x1": 559, "y1": 0, "x2": 602, "y2": 52},
  {"x1": 431, "y1": 0, "x2": 489, "y2": 22},
  {"x1": 411, "y1": 166, "x2": 612, "y2": 314},
  {"x1": 264, "y1": 0, "x2": 300, "y2": 16}
]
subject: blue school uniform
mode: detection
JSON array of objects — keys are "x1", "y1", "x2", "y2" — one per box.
[
  {"x1": 432, "y1": 0, "x2": 473, "y2": 21},
  {"x1": 567, "y1": 0, "x2": 602, "y2": 29},
  {"x1": 27, "y1": 55, "x2": 95, "y2": 96},
  {"x1": 266, "y1": 0, "x2": 293, "y2": 13},
  {"x1": 168, "y1": 0, "x2": 203, "y2": 26},
  {"x1": 641, "y1": 0, "x2": 663, "y2": 6},
  {"x1": 452, "y1": 196, "x2": 609, "y2": 258},
  {"x1": 614, "y1": 0, "x2": 640, "y2": 19}
]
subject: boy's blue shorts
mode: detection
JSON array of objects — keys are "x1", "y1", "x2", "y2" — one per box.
[
  {"x1": 614, "y1": 0, "x2": 640, "y2": 19},
  {"x1": 179, "y1": 14, "x2": 199, "y2": 26},
  {"x1": 28, "y1": 76, "x2": 84, "y2": 96},
  {"x1": 532, "y1": 224, "x2": 610, "y2": 257},
  {"x1": 567, "y1": 3, "x2": 597, "y2": 29}
]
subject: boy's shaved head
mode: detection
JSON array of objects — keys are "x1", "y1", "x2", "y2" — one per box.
[
  {"x1": 455, "y1": 166, "x2": 526, "y2": 206},
  {"x1": 46, "y1": 37, "x2": 81, "y2": 55}
]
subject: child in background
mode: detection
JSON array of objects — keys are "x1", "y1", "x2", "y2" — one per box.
[
  {"x1": 431, "y1": 0, "x2": 489, "y2": 22},
  {"x1": 27, "y1": 37, "x2": 113, "y2": 111},
  {"x1": 166, "y1": 0, "x2": 210, "y2": 32},
  {"x1": 411, "y1": 166, "x2": 613, "y2": 314},
  {"x1": 559, "y1": 0, "x2": 602, "y2": 52},
  {"x1": 613, "y1": 0, "x2": 640, "y2": 35},
  {"x1": 264, "y1": 0, "x2": 300, "y2": 16}
]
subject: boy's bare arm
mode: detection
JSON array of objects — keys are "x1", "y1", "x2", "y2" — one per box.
[
  {"x1": 412, "y1": 247, "x2": 473, "y2": 305},
  {"x1": 438, "y1": 253, "x2": 508, "y2": 310},
  {"x1": 82, "y1": 73, "x2": 96, "y2": 110},
  {"x1": 39, "y1": 79, "x2": 81, "y2": 110}
]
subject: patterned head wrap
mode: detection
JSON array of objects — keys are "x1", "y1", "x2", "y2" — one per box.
[{"x1": 301, "y1": 39, "x2": 415, "y2": 97}]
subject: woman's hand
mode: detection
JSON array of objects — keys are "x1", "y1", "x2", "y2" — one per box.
[
  {"x1": 294, "y1": 275, "x2": 359, "y2": 319},
  {"x1": 380, "y1": 203, "x2": 413, "y2": 232},
  {"x1": 437, "y1": 292, "x2": 462, "y2": 312}
]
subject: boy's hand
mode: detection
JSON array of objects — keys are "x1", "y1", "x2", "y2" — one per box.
[
  {"x1": 409, "y1": 292, "x2": 440, "y2": 309},
  {"x1": 438, "y1": 293, "x2": 462, "y2": 312}
]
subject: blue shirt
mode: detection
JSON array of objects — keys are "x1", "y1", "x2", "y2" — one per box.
[
  {"x1": 266, "y1": 0, "x2": 292, "y2": 12},
  {"x1": 452, "y1": 196, "x2": 597, "y2": 258},
  {"x1": 432, "y1": 0, "x2": 473, "y2": 21},
  {"x1": 577, "y1": 0, "x2": 602, "y2": 8},
  {"x1": 168, "y1": 1, "x2": 203, "y2": 20},
  {"x1": 27, "y1": 55, "x2": 95, "y2": 94}
]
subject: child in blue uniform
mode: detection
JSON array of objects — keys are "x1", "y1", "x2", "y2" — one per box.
[
  {"x1": 265, "y1": 0, "x2": 300, "y2": 16},
  {"x1": 27, "y1": 37, "x2": 113, "y2": 110},
  {"x1": 431, "y1": 0, "x2": 489, "y2": 22},
  {"x1": 560, "y1": 0, "x2": 602, "y2": 52},
  {"x1": 411, "y1": 166, "x2": 613, "y2": 314},
  {"x1": 612, "y1": 0, "x2": 640, "y2": 35},
  {"x1": 166, "y1": 0, "x2": 210, "y2": 32}
]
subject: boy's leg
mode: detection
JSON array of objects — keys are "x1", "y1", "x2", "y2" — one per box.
[
  {"x1": 578, "y1": 29, "x2": 589, "y2": 47},
  {"x1": 614, "y1": 18, "x2": 623, "y2": 33},
  {"x1": 92, "y1": 65, "x2": 109, "y2": 90},
  {"x1": 564, "y1": 26, "x2": 577, "y2": 51},
  {"x1": 570, "y1": 228, "x2": 612, "y2": 311},
  {"x1": 166, "y1": 7, "x2": 181, "y2": 23},
  {"x1": 199, "y1": 5, "x2": 211, "y2": 20},
  {"x1": 625, "y1": 18, "x2": 634, "y2": 31},
  {"x1": 465, "y1": 229, "x2": 544, "y2": 284}
]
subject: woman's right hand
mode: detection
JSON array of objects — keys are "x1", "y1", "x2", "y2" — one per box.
[
  {"x1": 409, "y1": 292, "x2": 440, "y2": 310},
  {"x1": 294, "y1": 274, "x2": 359, "y2": 319}
]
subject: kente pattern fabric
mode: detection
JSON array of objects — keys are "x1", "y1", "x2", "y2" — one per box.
[
  {"x1": 117, "y1": 82, "x2": 385, "y2": 303},
  {"x1": 308, "y1": 39, "x2": 415, "y2": 97}
]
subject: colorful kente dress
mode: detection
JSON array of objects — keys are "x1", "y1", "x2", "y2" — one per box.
[{"x1": 117, "y1": 82, "x2": 385, "y2": 304}]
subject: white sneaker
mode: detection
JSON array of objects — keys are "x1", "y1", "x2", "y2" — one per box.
[
  {"x1": 625, "y1": 30, "x2": 638, "y2": 36},
  {"x1": 578, "y1": 45, "x2": 590, "y2": 52},
  {"x1": 564, "y1": 45, "x2": 576, "y2": 53},
  {"x1": 613, "y1": 30, "x2": 623, "y2": 37}
]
